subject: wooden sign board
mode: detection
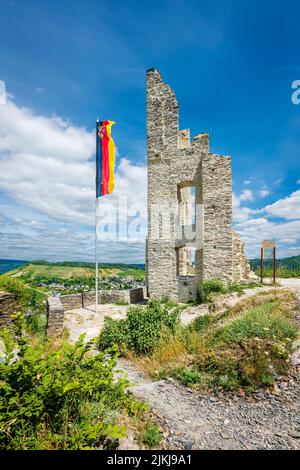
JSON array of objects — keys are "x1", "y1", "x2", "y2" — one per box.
[
  {"x1": 262, "y1": 240, "x2": 275, "y2": 249},
  {"x1": 261, "y1": 240, "x2": 276, "y2": 284}
]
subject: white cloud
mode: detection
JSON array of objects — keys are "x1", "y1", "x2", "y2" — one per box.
[
  {"x1": 0, "y1": 213, "x2": 145, "y2": 263},
  {"x1": 243, "y1": 179, "x2": 251, "y2": 185},
  {"x1": 233, "y1": 190, "x2": 258, "y2": 222},
  {"x1": 235, "y1": 217, "x2": 300, "y2": 258},
  {"x1": 233, "y1": 188, "x2": 300, "y2": 258},
  {"x1": 264, "y1": 189, "x2": 300, "y2": 220},
  {"x1": 0, "y1": 99, "x2": 147, "y2": 227},
  {"x1": 239, "y1": 189, "x2": 254, "y2": 202},
  {"x1": 0, "y1": 98, "x2": 148, "y2": 262},
  {"x1": 297, "y1": 179, "x2": 300, "y2": 184},
  {"x1": 280, "y1": 238, "x2": 297, "y2": 244},
  {"x1": 259, "y1": 188, "x2": 270, "y2": 198}
]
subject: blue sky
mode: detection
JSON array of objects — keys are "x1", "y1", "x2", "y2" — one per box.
[{"x1": 0, "y1": 0, "x2": 299, "y2": 262}]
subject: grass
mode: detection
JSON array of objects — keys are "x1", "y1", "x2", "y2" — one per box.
[
  {"x1": 195, "y1": 279, "x2": 261, "y2": 305},
  {"x1": 0, "y1": 275, "x2": 46, "y2": 305},
  {"x1": 209, "y1": 302, "x2": 296, "y2": 346},
  {"x1": 128, "y1": 289, "x2": 298, "y2": 392},
  {"x1": 115, "y1": 299, "x2": 129, "y2": 306}
]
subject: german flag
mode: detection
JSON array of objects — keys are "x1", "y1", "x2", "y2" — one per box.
[{"x1": 96, "y1": 120, "x2": 116, "y2": 197}]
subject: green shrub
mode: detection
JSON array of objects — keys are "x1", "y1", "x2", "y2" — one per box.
[
  {"x1": 189, "y1": 314, "x2": 214, "y2": 332},
  {"x1": 196, "y1": 279, "x2": 226, "y2": 303},
  {"x1": 0, "y1": 314, "x2": 144, "y2": 450},
  {"x1": 197, "y1": 352, "x2": 240, "y2": 390},
  {"x1": 193, "y1": 301, "x2": 297, "y2": 391},
  {"x1": 115, "y1": 299, "x2": 129, "y2": 306},
  {"x1": 24, "y1": 309, "x2": 47, "y2": 338},
  {"x1": 170, "y1": 367, "x2": 203, "y2": 387},
  {"x1": 140, "y1": 425, "x2": 162, "y2": 448},
  {"x1": 146, "y1": 293, "x2": 297, "y2": 392},
  {"x1": 99, "y1": 300, "x2": 180, "y2": 355},
  {"x1": 98, "y1": 317, "x2": 131, "y2": 352},
  {"x1": 226, "y1": 282, "x2": 245, "y2": 295}
]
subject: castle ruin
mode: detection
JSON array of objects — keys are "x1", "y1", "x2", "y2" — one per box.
[{"x1": 146, "y1": 68, "x2": 253, "y2": 303}]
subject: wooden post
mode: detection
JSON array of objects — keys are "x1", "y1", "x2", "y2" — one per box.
[
  {"x1": 260, "y1": 247, "x2": 264, "y2": 284},
  {"x1": 273, "y1": 246, "x2": 276, "y2": 284}
]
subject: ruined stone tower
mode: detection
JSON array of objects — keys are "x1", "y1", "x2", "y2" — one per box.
[{"x1": 146, "y1": 68, "x2": 253, "y2": 302}]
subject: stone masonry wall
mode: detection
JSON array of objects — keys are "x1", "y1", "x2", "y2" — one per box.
[
  {"x1": 0, "y1": 291, "x2": 18, "y2": 328},
  {"x1": 60, "y1": 287, "x2": 145, "y2": 311},
  {"x1": 47, "y1": 288, "x2": 145, "y2": 336},
  {"x1": 232, "y1": 230, "x2": 256, "y2": 282},
  {"x1": 200, "y1": 153, "x2": 233, "y2": 284},
  {"x1": 146, "y1": 68, "x2": 253, "y2": 302},
  {"x1": 47, "y1": 296, "x2": 64, "y2": 336}
]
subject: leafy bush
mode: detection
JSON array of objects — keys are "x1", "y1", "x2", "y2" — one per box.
[
  {"x1": 114, "y1": 299, "x2": 129, "y2": 306},
  {"x1": 24, "y1": 309, "x2": 47, "y2": 338},
  {"x1": 0, "y1": 314, "x2": 144, "y2": 450},
  {"x1": 193, "y1": 300, "x2": 297, "y2": 390},
  {"x1": 99, "y1": 300, "x2": 180, "y2": 355},
  {"x1": 189, "y1": 314, "x2": 214, "y2": 332},
  {"x1": 196, "y1": 279, "x2": 226, "y2": 303},
  {"x1": 99, "y1": 318, "x2": 131, "y2": 352},
  {"x1": 170, "y1": 367, "x2": 203, "y2": 387},
  {"x1": 0, "y1": 275, "x2": 42, "y2": 307},
  {"x1": 140, "y1": 425, "x2": 162, "y2": 448},
  {"x1": 0, "y1": 275, "x2": 47, "y2": 338}
]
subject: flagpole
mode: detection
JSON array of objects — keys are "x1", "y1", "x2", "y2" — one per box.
[{"x1": 95, "y1": 118, "x2": 99, "y2": 314}]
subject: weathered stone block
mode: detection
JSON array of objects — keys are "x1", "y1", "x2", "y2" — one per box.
[
  {"x1": 46, "y1": 296, "x2": 64, "y2": 336},
  {"x1": 0, "y1": 291, "x2": 18, "y2": 328}
]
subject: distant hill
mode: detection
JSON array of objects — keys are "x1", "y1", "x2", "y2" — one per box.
[
  {"x1": 29, "y1": 260, "x2": 145, "y2": 270},
  {"x1": 0, "y1": 259, "x2": 28, "y2": 275},
  {"x1": 250, "y1": 255, "x2": 300, "y2": 270},
  {"x1": 250, "y1": 255, "x2": 300, "y2": 277}
]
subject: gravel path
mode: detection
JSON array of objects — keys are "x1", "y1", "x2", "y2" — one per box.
[
  {"x1": 118, "y1": 278, "x2": 300, "y2": 450},
  {"x1": 118, "y1": 359, "x2": 300, "y2": 450}
]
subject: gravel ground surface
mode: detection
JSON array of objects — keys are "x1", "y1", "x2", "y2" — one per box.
[{"x1": 118, "y1": 360, "x2": 300, "y2": 450}]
